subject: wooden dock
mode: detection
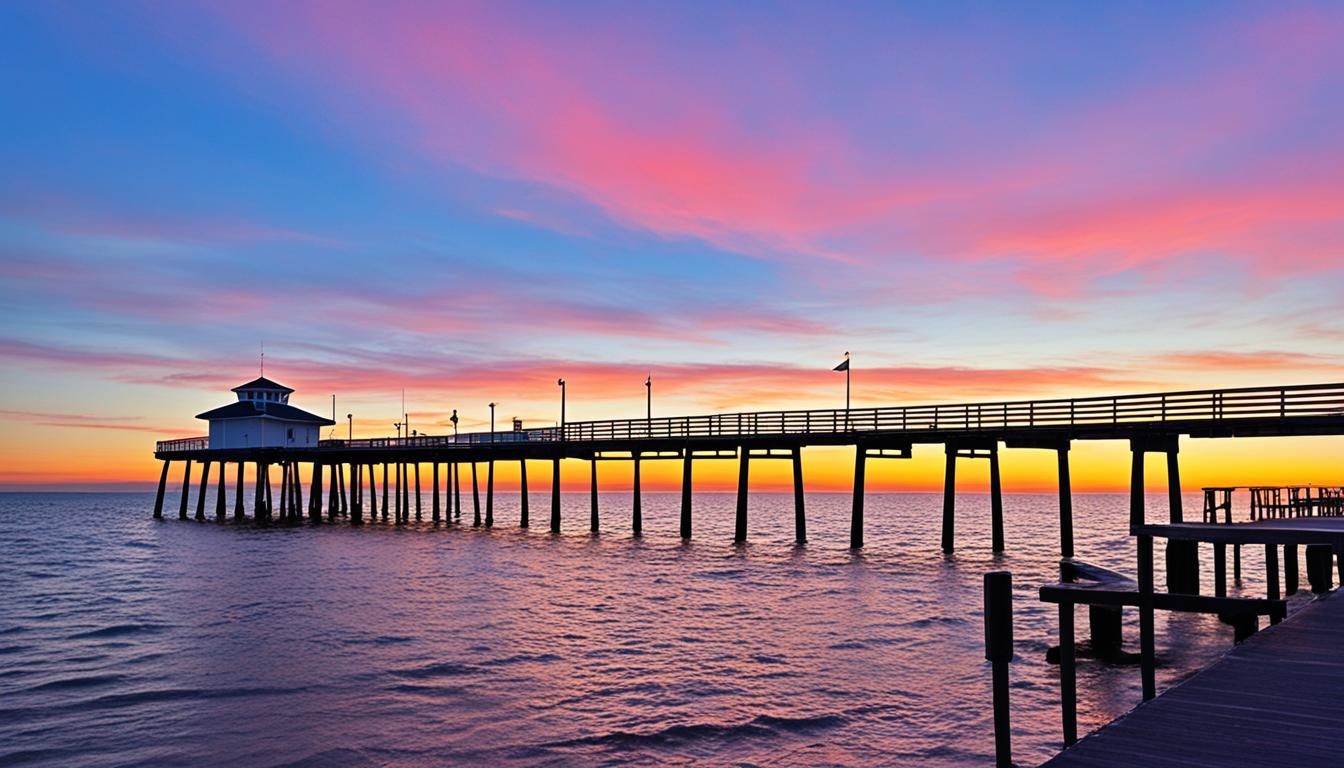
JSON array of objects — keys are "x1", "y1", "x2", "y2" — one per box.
[{"x1": 1042, "y1": 589, "x2": 1344, "y2": 767}]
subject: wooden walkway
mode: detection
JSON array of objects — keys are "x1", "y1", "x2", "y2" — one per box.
[{"x1": 1042, "y1": 590, "x2": 1344, "y2": 767}]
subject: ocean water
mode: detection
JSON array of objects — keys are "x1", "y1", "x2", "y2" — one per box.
[{"x1": 0, "y1": 491, "x2": 1300, "y2": 767}]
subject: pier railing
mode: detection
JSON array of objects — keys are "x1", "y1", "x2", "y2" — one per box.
[
  {"x1": 559, "y1": 382, "x2": 1344, "y2": 441},
  {"x1": 157, "y1": 383, "x2": 1343, "y2": 452}
]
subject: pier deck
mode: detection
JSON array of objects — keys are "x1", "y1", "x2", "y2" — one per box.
[{"x1": 1043, "y1": 589, "x2": 1344, "y2": 767}]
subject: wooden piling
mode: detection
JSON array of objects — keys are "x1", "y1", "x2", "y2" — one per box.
[
  {"x1": 1137, "y1": 534, "x2": 1156, "y2": 700},
  {"x1": 1214, "y1": 542, "x2": 1227, "y2": 597},
  {"x1": 338, "y1": 462, "x2": 348, "y2": 516},
  {"x1": 351, "y1": 460, "x2": 363, "y2": 524},
  {"x1": 278, "y1": 462, "x2": 289, "y2": 519},
  {"x1": 983, "y1": 571, "x2": 1014, "y2": 768},
  {"x1": 309, "y1": 463, "x2": 323, "y2": 522},
  {"x1": 1057, "y1": 446, "x2": 1073, "y2": 558},
  {"x1": 792, "y1": 447, "x2": 806, "y2": 544},
  {"x1": 194, "y1": 459, "x2": 210, "y2": 521},
  {"x1": 1130, "y1": 445, "x2": 1145, "y2": 528},
  {"x1": 382, "y1": 463, "x2": 389, "y2": 521},
  {"x1": 327, "y1": 462, "x2": 339, "y2": 521},
  {"x1": 215, "y1": 461, "x2": 227, "y2": 520},
  {"x1": 234, "y1": 461, "x2": 244, "y2": 521},
  {"x1": 735, "y1": 450, "x2": 750, "y2": 544},
  {"x1": 589, "y1": 459, "x2": 598, "y2": 533},
  {"x1": 472, "y1": 463, "x2": 481, "y2": 527},
  {"x1": 432, "y1": 462, "x2": 441, "y2": 523},
  {"x1": 1266, "y1": 544, "x2": 1281, "y2": 624},
  {"x1": 366, "y1": 464, "x2": 377, "y2": 520},
  {"x1": 1059, "y1": 602, "x2": 1078, "y2": 747},
  {"x1": 941, "y1": 447, "x2": 956, "y2": 553},
  {"x1": 453, "y1": 462, "x2": 461, "y2": 520},
  {"x1": 631, "y1": 457, "x2": 641, "y2": 535},
  {"x1": 179, "y1": 460, "x2": 193, "y2": 520},
  {"x1": 263, "y1": 463, "x2": 273, "y2": 520},
  {"x1": 550, "y1": 458, "x2": 561, "y2": 533},
  {"x1": 989, "y1": 446, "x2": 1004, "y2": 553},
  {"x1": 851, "y1": 446, "x2": 866, "y2": 549},
  {"x1": 486, "y1": 461, "x2": 494, "y2": 528},
  {"x1": 680, "y1": 454, "x2": 693, "y2": 539},
  {"x1": 399, "y1": 462, "x2": 408, "y2": 522},
  {"x1": 520, "y1": 459, "x2": 529, "y2": 528},
  {"x1": 414, "y1": 462, "x2": 422, "y2": 521},
  {"x1": 153, "y1": 460, "x2": 170, "y2": 519},
  {"x1": 1284, "y1": 544, "x2": 1299, "y2": 595},
  {"x1": 256, "y1": 461, "x2": 267, "y2": 519},
  {"x1": 394, "y1": 463, "x2": 403, "y2": 522}
]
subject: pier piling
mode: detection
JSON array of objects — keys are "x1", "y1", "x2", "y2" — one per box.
[
  {"x1": 1284, "y1": 545, "x2": 1299, "y2": 595},
  {"x1": 471, "y1": 463, "x2": 481, "y2": 527},
  {"x1": 234, "y1": 461, "x2": 244, "y2": 521},
  {"x1": 680, "y1": 455, "x2": 693, "y2": 539},
  {"x1": 735, "y1": 451, "x2": 750, "y2": 543},
  {"x1": 589, "y1": 459, "x2": 598, "y2": 533},
  {"x1": 382, "y1": 464, "x2": 389, "y2": 521},
  {"x1": 195, "y1": 459, "x2": 210, "y2": 521},
  {"x1": 792, "y1": 447, "x2": 806, "y2": 544},
  {"x1": 631, "y1": 457, "x2": 641, "y2": 535},
  {"x1": 486, "y1": 461, "x2": 494, "y2": 528},
  {"x1": 983, "y1": 571, "x2": 1014, "y2": 767},
  {"x1": 942, "y1": 447, "x2": 956, "y2": 553},
  {"x1": 1058, "y1": 446, "x2": 1073, "y2": 557},
  {"x1": 414, "y1": 463, "x2": 422, "y2": 521},
  {"x1": 519, "y1": 460, "x2": 529, "y2": 528},
  {"x1": 215, "y1": 461, "x2": 227, "y2": 520},
  {"x1": 550, "y1": 458, "x2": 561, "y2": 533},
  {"x1": 432, "y1": 463, "x2": 440, "y2": 523},
  {"x1": 153, "y1": 460, "x2": 169, "y2": 519},
  {"x1": 851, "y1": 446, "x2": 866, "y2": 549},
  {"x1": 179, "y1": 460, "x2": 192, "y2": 520},
  {"x1": 989, "y1": 447, "x2": 1004, "y2": 553}
]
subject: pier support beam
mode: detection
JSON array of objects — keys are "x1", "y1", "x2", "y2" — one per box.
[
  {"x1": 262, "y1": 463, "x2": 273, "y2": 521},
  {"x1": 472, "y1": 463, "x2": 481, "y2": 527},
  {"x1": 293, "y1": 465, "x2": 303, "y2": 520},
  {"x1": 153, "y1": 460, "x2": 170, "y2": 519},
  {"x1": 179, "y1": 460, "x2": 193, "y2": 520},
  {"x1": 382, "y1": 464, "x2": 389, "y2": 522},
  {"x1": 942, "y1": 448, "x2": 956, "y2": 553},
  {"x1": 394, "y1": 463, "x2": 403, "y2": 522},
  {"x1": 735, "y1": 450, "x2": 750, "y2": 544},
  {"x1": 589, "y1": 459, "x2": 599, "y2": 533},
  {"x1": 631, "y1": 458, "x2": 641, "y2": 536},
  {"x1": 1058, "y1": 447, "x2": 1074, "y2": 558},
  {"x1": 338, "y1": 462, "x2": 348, "y2": 517},
  {"x1": 550, "y1": 459, "x2": 561, "y2": 533},
  {"x1": 452, "y1": 463, "x2": 461, "y2": 521},
  {"x1": 486, "y1": 461, "x2": 494, "y2": 528},
  {"x1": 195, "y1": 460, "x2": 211, "y2": 521},
  {"x1": 432, "y1": 463, "x2": 441, "y2": 523},
  {"x1": 680, "y1": 455, "x2": 693, "y2": 539},
  {"x1": 351, "y1": 461, "x2": 363, "y2": 524},
  {"x1": 1284, "y1": 544, "x2": 1299, "y2": 596},
  {"x1": 216, "y1": 461, "x2": 227, "y2": 520},
  {"x1": 520, "y1": 460, "x2": 529, "y2": 528},
  {"x1": 851, "y1": 446, "x2": 866, "y2": 549},
  {"x1": 327, "y1": 462, "x2": 339, "y2": 521},
  {"x1": 989, "y1": 448, "x2": 1004, "y2": 553},
  {"x1": 233, "y1": 461, "x2": 244, "y2": 522},
  {"x1": 278, "y1": 462, "x2": 289, "y2": 520},
  {"x1": 792, "y1": 447, "x2": 806, "y2": 544},
  {"x1": 414, "y1": 463, "x2": 422, "y2": 521},
  {"x1": 308, "y1": 463, "x2": 322, "y2": 522},
  {"x1": 366, "y1": 465, "x2": 377, "y2": 521},
  {"x1": 400, "y1": 463, "x2": 409, "y2": 522}
]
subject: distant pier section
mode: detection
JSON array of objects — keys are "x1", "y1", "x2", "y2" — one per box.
[{"x1": 153, "y1": 379, "x2": 1344, "y2": 550}]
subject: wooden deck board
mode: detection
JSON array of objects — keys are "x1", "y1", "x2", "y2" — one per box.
[{"x1": 1043, "y1": 591, "x2": 1344, "y2": 767}]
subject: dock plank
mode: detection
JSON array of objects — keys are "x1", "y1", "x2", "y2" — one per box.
[{"x1": 1043, "y1": 591, "x2": 1344, "y2": 767}]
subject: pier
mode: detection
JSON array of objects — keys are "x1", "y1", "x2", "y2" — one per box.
[{"x1": 152, "y1": 382, "x2": 1344, "y2": 551}]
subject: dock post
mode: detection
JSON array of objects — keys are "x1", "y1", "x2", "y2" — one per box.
[
  {"x1": 1165, "y1": 448, "x2": 1198, "y2": 594},
  {"x1": 486, "y1": 461, "x2": 494, "y2": 528},
  {"x1": 394, "y1": 463, "x2": 402, "y2": 522},
  {"x1": 382, "y1": 463, "x2": 389, "y2": 521},
  {"x1": 215, "y1": 461, "x2": 227, "y2": 520},
  {"x1": 1137, "y1": 534, "x2": 1156, "y2": 700},
  {"x1": 278, "y1": 462, "x2": 289, "y2": 519},
  {"x1": 351, "y1": 461, "x2": 363, "y2": 524},
  {"x1": 1265, "y1": 544, "x2": 1280, "y2": 624},
  {"x1": 1129, "y1": 443, "x2": 1145, "y2": 528},
  {"x1": 983, "y1": 571, "x2": 1013, "y2": 768},
  {"x1": 195, "y1": 460, "x2": 211, "y2": 521},
  {"x1": 153, "y1": 460, "x2": 170, "y2": 519},
  {"x1": 550, "y1": 458, "x2": 561, "y2": 533},
  {"x1": 1059, "y1": 602, "x2": 1077, "y2": 747},
  {"x1": 1214, "y1": 542, "x2": 1227, "y2": 597},
  {"x1": 257, "y1": 461, "x2": 267, "y2": 519},
  {"x1": 179, "y1": 460, "x2": 193, "y2": 520},
  {"x1": 631, "y1": 458, "x2": 641, "y2": 535},
  {"x1": 1306, "y1": 544, "x2": 1333, "y2": 593},
  {"x1": 263, "y1": 463, "x2": 273, "y2": 520},
  {"x1": 471, "y1": 463, "x2": 481, "y2": 527},
  {"x1": 941, "y1": 446, "x2": 956, "y2": 553},
  {"x1": 589, "y1": 459, "x2": 598, "y2": 533},
  {"x1": 338, "y1": 462, "x2": 348, "y2": 516},
  {"x1": 851, "y1": 446, "x2": 865, "y2": 549},
  {"x1": 680, "y1": 454, "x2": 693, "y2": 539},
  {"x1": 989, "y1": 445, "x2": 1004, "y2": 553},
  {"x1": 452, "y1": 463, "x2": 461, "y2": 520},
  {"x1": 519, "y1": 460, "x2": 529, "y2": 528},
  {"x1": 234, "y1": 461, "x2": 244, "y2": 521},
  {"x1": 432, "y1": 463, "x2": 441, "y2": 523},
  {"x1": 414, "y1": 463, "x2": 422, "y2": 521},
  {"x1": 1057, "y1": 446, "x2": 1073, "y2": 558},
  {"x1": 792, "y1": 447, "x2": 806, "y2": 544},
  {"x1": 308, "y1": 463, "x2": 321, "y2": 521},
  {"x1": 366, "y1": 465, "x2": 377, "y2": 521},
  {"x1": 1284, "y1": 545, "x2": 1299, "y2": 596},
  {"x1": 735, "y1": 450, "x2": 750, "y2": 544},
  {"x1": 327, "y1": 462, "x2": 339, "y2": 521}
]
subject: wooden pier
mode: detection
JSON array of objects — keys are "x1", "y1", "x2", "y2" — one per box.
[
  {"x1": 152, "y1": 383, "x2": 1344, "y2": 551},
  {"x1": 1043, "y1": 587, "x2": 1344, "y2": 768}
]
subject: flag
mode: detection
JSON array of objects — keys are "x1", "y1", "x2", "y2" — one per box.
[{"x1": 833, "y1": 357, "x2": 849, "y2": 372}]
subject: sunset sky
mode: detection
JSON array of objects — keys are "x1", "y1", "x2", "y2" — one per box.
[{"x1": 1, "y1": 1, "x2": 1341, "y2": 492}]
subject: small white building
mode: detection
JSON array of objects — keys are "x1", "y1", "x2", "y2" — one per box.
[{"x1": 198, "y1": 376, "x2": 335, "y2": 449}]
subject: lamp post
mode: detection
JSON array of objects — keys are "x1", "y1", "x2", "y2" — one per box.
[
  {"x1": 557, "y1": 379, "x2": 566, "y2": 437},
  {"x1": 489, "y1": 403, "x2": 496, "y2": 442},
  {"x1": 450, "y1": 409, "x2": 459, "y2": 439},
  {"x1": 394, "y1": 422, "x2": 402, "y2": 441},
  {"x1": 347, "y1": 413, "x2": 352, "y2": 441},
  {"x1": 645, "y1": 375, "x2": 651, "y2": 421}
]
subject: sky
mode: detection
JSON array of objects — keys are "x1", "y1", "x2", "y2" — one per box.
[{"x1": 1, "y1": 1, "x2": 1341, "y2": 492}]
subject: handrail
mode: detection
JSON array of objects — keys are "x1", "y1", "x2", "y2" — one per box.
[
  {"x1": 155, "y1": 382, "x2": 1344, "y2": 452},
  {"x1": 155, "y1": 436, "x2": 209, "y2": 453}
]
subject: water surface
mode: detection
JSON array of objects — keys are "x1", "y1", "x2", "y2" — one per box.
[{"x1": 0, "y1": 491, "x2": 1295, "y2": 766}]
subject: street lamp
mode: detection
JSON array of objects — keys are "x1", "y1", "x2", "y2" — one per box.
[
  {"x1": 347, "y1": 413, "x2": 352, "y2": 441},
  {"x1": 394, "y1": 422, "x2": 402, "y2": 440},
  {"x1": 489, "y1": 402, "x2": 496, "y2": 442},
  {"x1": 645, "y1": 375, "x2": 651, "y2": 421},
  {"x1": 557, "y1": 378, "x2": 566, "y2": 436},
  {"x1": 450, "y1": 409, "x2": 459, "y2": 438}
]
